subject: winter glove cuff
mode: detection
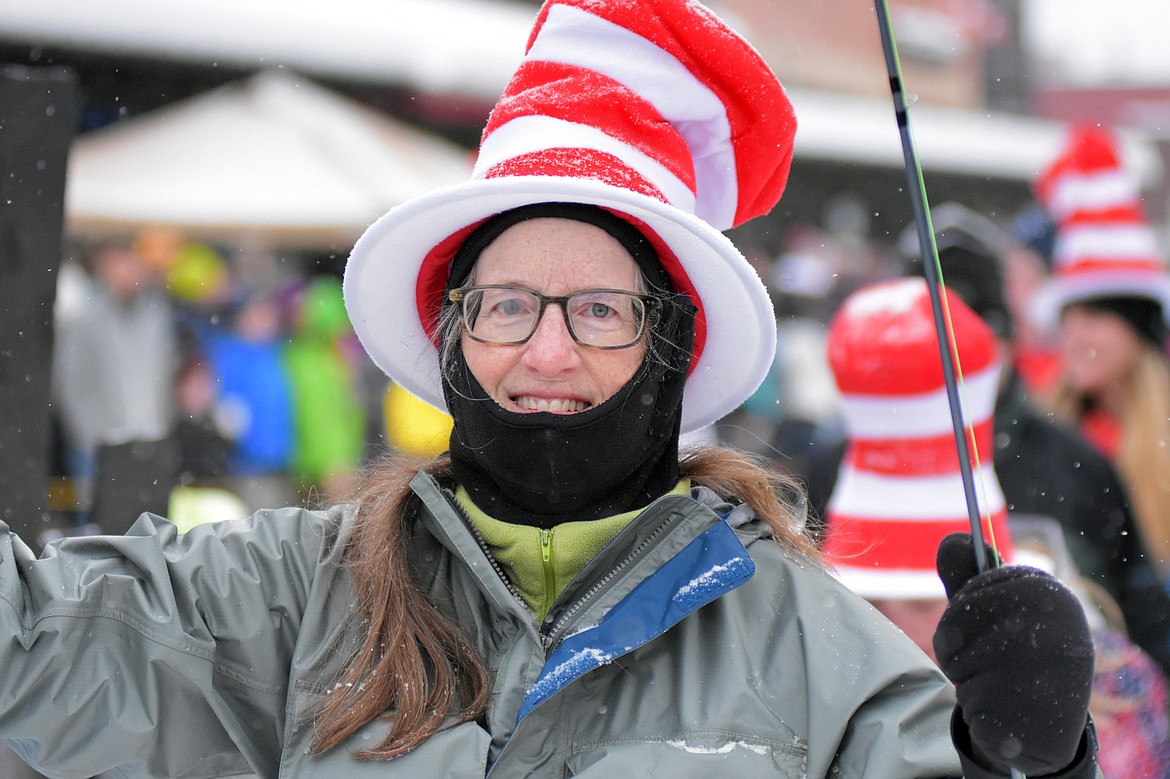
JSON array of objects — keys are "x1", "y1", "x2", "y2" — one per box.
[{"x1": 951, "y1": 708, "x2": 1099, "y2": 779}]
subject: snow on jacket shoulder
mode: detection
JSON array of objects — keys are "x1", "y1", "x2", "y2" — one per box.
[{"x1": 0, "y1": 471, "x2": 1075, "y2": 777}]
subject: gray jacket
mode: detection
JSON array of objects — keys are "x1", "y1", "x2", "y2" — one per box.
[{"x1": 0, "y1": 472, "x2": 1046, "y2": 777}]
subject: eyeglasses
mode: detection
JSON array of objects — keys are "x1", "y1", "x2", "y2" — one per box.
[{"x1": 448, "y1": 285, "x2": 660, "y2": 349}]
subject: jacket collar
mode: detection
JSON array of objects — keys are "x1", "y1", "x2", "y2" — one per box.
[{"x1": 408, "y1": 470, "x2": 751, "y2": 629}]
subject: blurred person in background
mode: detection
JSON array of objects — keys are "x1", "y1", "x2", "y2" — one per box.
[
  {"x1": 201, "y1": 287, "x2": 295, "y2": 478},
  {"x1": 172, "y1": 344, "x2": 234, "y2": 484},
  {"x1": 166, "y1": 241, "x2": 239, "y2": 485},
  {"x1": 284, "y1": 275, "x2": 367, "y2": 503},
  {"x1": 52, "y1": 233, "x2": 179, "y2": 481},
  {"x1": 170, "y1": 242, "x2": 303, "y2": 513},
  {"x1": 1004, "y1": 203, "x2": 1063, "y2": 395},
  {"x1": 1031, "y1": 124, "x2": 1170, "y2": 582},
  {"x1": 819, "y1": 276, "x2": 1019, "y2": 663}
]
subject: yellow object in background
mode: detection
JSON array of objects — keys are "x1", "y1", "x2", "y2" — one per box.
[
  {"x1": 384, "y1": 382, "x2": 453, "y2": 458},
  {"x1": 167, "y1": 485, "x2": 249, "y2": 534},
  {"x1": 166, "y1": 242, "x2": 229, "y2": 302}
]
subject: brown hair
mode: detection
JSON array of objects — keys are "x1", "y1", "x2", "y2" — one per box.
[
  {"x1": 310, "y1": 445, "x2": 816, "y2": 760},
  {"x1": 310, "y1": 454, "x2": 489, "y2": 760}
]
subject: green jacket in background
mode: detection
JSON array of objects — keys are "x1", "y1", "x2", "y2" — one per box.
[{"x1": 284, "y1": 276, "x2": 366, "y2": 486}]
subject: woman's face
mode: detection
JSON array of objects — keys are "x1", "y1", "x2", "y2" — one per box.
[
  {"x1": 1058, "y1": 303, "x2": 1144, "y2": 396},
  {"x1": 461, "y1": 217, "x2": 647, "y2": 415}
]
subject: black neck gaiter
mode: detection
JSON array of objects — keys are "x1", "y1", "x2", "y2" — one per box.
[{"x1": 439, "y1": 204, "x2": 695, "y2": 528}]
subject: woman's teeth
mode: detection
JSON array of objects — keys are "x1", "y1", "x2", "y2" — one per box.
[{"x1": 514, "y1": 396, "x2": 589, "y2": 413}]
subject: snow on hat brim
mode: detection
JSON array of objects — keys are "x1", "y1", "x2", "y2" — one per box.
[{"x1": 343, "y1": 175, "x2": 775, "y2": 433}]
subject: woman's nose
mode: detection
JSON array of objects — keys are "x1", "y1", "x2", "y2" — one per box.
[{"x1": 521, "y1": 304, "x2": 581, "y2": 373}]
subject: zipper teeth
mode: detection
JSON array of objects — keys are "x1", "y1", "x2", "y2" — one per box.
[
  {"x1": 541, "y1": 528, "x2": 555, "y2": 619},
  {"x1": 447, "y1": 492, "x2": 527, "y2": 606},
  {"x1": 543, "y1": 512, "x2": 678, "y2": 649}
]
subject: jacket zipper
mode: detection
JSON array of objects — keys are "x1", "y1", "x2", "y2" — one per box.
[
  {"x1": 445, "y1": 491, "x2": 527, "y2": 607},
  {"x1": 540, "y1": 512, "x2": 679, "y2": 652},
  {"x1": 540, "y1": 528, "x2": 555, "y2": 621}
]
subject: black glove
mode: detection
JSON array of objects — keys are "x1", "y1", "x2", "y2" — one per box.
[{"x1": 933, "y1": 533, "x2": 1094, "y2": 776}]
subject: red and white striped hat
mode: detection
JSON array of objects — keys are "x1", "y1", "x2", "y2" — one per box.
[
  {"x1": 823, "y1": 278, "x2": 1015, "y2": 600},
  {"x1": 342, "y1": 0, "x2": 796, "y2": 432},
  {"x1": 1029, "y1": 123, "x2": 1170, "y2": 333}
]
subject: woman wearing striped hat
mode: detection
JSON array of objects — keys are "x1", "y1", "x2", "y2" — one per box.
[
  {"x1": 0, "y1": 1, "x2": 1098, "y2": 777},
  {"x1": 1032, "y1": 124, "x2": 1170, "y2": 580}
]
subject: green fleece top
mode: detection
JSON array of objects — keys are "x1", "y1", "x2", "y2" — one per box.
[{"x1": 456, "y1": 479, "x2": 691, "y2": 621}]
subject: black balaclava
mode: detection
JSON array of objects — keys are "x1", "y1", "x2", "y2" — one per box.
[{"x1": 440, "y1": 203, "x2": 696, "y2": 528}]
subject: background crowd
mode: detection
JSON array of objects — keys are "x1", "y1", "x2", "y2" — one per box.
[{"x1": 45, "y1": 229, "x2": 388, "y2": 541}]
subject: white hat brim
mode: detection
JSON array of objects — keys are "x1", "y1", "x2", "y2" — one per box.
[
  {"x1": 343, "y1": 175, "x2": 776, "y2": 434},
  {"x1": 1029, "y1": 271, "x2": 1170, "y2": 336}
]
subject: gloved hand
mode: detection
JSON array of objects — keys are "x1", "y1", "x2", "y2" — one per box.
[{"x1": 932, "y1": 533, "x2": 1094, "y2": 776}]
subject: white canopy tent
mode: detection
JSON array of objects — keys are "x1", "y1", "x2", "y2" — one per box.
[
  {"x1": 64, "y1": 73, "x2": 1163, "y2": 249},
  {"x1": 64, "y1": 69, "x2": 475, "y2": 246},
  {"x1": 22, "y1": 0, "x2": 1159, "y2": 243}
]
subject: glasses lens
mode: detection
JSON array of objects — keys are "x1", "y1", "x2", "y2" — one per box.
[
  {"x1": 462, "y1": 287, "x2": 540, "y2": 344},
  {"x1": 567, "y1": 291, "x2": 645, "y2": 347}
]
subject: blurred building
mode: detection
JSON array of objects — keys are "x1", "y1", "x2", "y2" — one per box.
[{"x1": 0, "y1": 0, "x2": 1164, "y2": 251}]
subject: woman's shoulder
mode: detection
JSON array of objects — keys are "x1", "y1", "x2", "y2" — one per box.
[
  {"x1": 698, "y1": 489, "x2": 931, "y2": 664},
  {"x1": 175, "y1": 503, "x2": 359, "y2": 587}
]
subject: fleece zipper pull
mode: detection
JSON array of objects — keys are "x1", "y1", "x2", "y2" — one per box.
[{"x1": 540, "y1": 527, "x2": 556, "y2": 621}]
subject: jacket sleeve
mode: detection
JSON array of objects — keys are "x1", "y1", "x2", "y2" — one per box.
[{"x1": 0, "y1": 507, "x2": 342, "y2": 778}]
